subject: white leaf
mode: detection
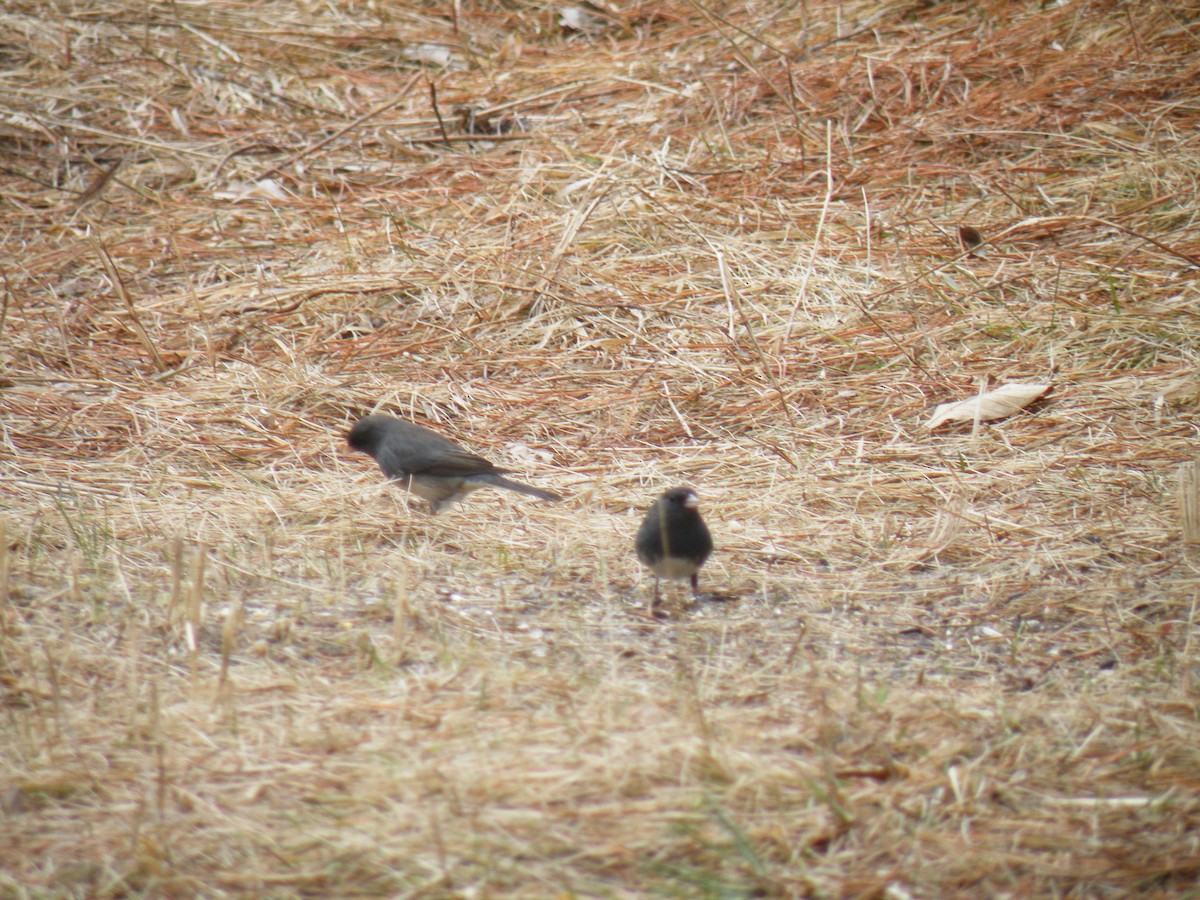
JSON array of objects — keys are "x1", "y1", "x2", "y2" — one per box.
[
  {"x1": 559, "y1": 6, "x2": 604, "y2": 34},
  {"x1": 928, "y1": 383, "x2": 1051, "y2": 429},
  {"x1": 403, "y1": 43, "x2": 454, "y2": 67}
]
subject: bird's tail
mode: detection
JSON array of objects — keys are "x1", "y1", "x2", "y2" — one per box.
[{"x1": 481, "y1": 474, "x2": 562, "y2": 503}]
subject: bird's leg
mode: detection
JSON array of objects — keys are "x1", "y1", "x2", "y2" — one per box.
[
  {"x1": 690, "y1": 573, "x2": 700, "y2": 597},
  {"x1": 649, "y1": 576, "x2": 670, "y2": 619}
]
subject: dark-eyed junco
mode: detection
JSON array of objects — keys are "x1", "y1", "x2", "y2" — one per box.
[
  {"x1": 634, "y1": 487, "x2": 713, "y2": 600},
  {"x1": 348, "y1": 413, "x2": 562, "y2": 513}
]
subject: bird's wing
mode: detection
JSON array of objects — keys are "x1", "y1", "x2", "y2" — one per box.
[
  {"x1": 415, "y1": 445, "x2": 507, "y2": 478},
  {"x1": 375, "y1": 439, "x2": 504, "y2": 479}
]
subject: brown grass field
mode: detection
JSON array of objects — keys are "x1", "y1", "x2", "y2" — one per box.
[{"x1": 4, "y1": 0, "x2": 1200, "y2": 896}]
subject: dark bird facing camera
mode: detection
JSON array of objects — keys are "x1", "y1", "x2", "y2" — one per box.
[
  {"x1": 635, "y1": 487, "x2": 713, "y2": 600},
  {"x1": 348, "y1": 414, "x2": 561, "y2": 514}
]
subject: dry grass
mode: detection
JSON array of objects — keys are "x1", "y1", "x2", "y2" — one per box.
[{"x1": 3, "y1": 0, "x2": 1200, "y2": 895}]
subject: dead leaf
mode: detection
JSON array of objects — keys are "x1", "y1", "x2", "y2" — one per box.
[
  {"x1": 958, "y1": 224, "x2": 984, "y2": 256},
  {"x1": 928, "y1": 383, "x2": 1051, "y2": 429}
]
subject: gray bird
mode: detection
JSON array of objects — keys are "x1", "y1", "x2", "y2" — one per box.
[
  {"x1": 348, "y1": 413, "x2": 561, "y2": 513},
  {"x1": 635, "y1": 487, "x2": 713, "y2": 600}
]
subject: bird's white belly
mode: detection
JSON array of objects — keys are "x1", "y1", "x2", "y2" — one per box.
[{"x1": 651, "y1": 557, "x2": 700, "y2": 580}]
